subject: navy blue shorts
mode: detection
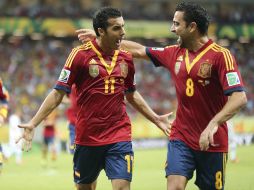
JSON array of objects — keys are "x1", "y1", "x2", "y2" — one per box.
[
  {"x1": 43, "y1": 136, "x2": 55, "y2": 146},
  {"x1": 73, "y1": 141, "x2": 134, "y2": 184},
  {"x1": 68, "y1": 123, "x2": 75, "y2": 154},
  {"x1": 166, "y1": 140, "x2": 227, "y2": 190}
]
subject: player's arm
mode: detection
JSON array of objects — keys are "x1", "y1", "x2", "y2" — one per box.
[
  {"x1": 121, "y1": 40, "x2": 149, "y2": 60},
  {"x1": 209, "y1": 91, "x2": 247, "y2": 125},
  {"x1": 76, "y1": 29, "x2": 149, "y2": 60},
  {"x1": 23, "y1": 89, "x2": 66, "y2": 128},
  {"x1": 16, "y1": 89, "x2": 66, "y2": 151},
  {"x1": 199, "y1": 91, "x2": 247, "y2": 151},
  {"x1": 125, "y1": 90, "x2": 172, "y2": 136}
]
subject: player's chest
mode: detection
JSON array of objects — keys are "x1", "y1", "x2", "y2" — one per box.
[
  {"x1": 84, "y1": 55, "x2": 129, "y2": 79},
  {"x1": 173, "y1": 51, "x2": 215, "y2": 81}
]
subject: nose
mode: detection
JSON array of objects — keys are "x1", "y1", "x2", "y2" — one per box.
[
  {"x1": 121, "y1": 27, "x2": 126, "y2": 36},
  {"x1": 170, "y1": 25, "x2": 175, "y2": 33}
]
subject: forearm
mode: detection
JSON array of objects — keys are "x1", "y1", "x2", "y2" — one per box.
[
  {"x1": 121, "y1": 40, "x2": 149, "y2": 59},
  {"x1": 126, "y1": 91, "x2": 159, "y2": 124},
  {"x1": 30, "y1": 89, "x2": 65, "y2": 127},
  {"x1": 210, "y1": 91, "x2": 247, "y2": 125}
]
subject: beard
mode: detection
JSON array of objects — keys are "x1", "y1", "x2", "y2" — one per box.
[{"x1": 177, "y1": 36, "x2": 186, "y2": 48}]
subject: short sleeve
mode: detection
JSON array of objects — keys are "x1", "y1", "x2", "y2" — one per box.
[
  {"x1": 146, "y1": 45, "x2": 177, "y2": 68},
  {"x1": 54, "y1": 48, "x2": 84, "y2": 94},
  {"x1": 216, "y1": 51, "x2": 245, "y2": 95}
]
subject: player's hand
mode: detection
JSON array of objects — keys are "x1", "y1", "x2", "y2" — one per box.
[
  {"x1": 156, "y1": 112, "x2": 173, "y2": 137},
  {"x1": 199, "y1": 122, "x2": 219, "y2": 151},
  {"x1": 16, "y1": 123, "x2": 35, "y2": 152},
  {"x1": 76, "y1": 29, "x2": 96, "y2": 43}
]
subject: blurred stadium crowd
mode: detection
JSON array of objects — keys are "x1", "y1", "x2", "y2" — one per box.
[
  {"x1": 1, "y1": 0, "x2": 254, "y2": 23},
  {"x1": 0, "y1": 0, "x2": 253, "y2": 121}
]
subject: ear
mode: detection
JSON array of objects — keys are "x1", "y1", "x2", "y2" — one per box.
[
  {"x1": 98, "y1": 28, "x2": 105, "y2": 36},
  {"x1": 189, "y1": 22, "x2": 197, "y2": 33}
]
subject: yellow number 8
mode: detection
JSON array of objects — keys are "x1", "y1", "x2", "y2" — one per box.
[
  {"x1": 186, "y1": 78, "x2": 194, "y2": 97},
  {"x1": 215, "y1": 171, "x2": 223, "y2": 189}
]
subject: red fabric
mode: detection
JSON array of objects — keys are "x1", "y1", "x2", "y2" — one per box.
[
  {"x1": 66, "y1": 85, "x2": 78, "y2": 125},
  {"x1": 55, "y1": 40, "x2": 135, "y2": 146},
  {"x1": 147, "y1": 40, "x2": 245, "y2": 152}
]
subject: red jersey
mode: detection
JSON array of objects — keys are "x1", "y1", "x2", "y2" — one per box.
[
  {"x1": 55, "y1": 40, "x2": 135, "y2": 146},
  {"x1": 43, "y1": 110, "x2": 57, "y2": 137},
  {"x1": 66, "y1": 85, "x2": 78, "y2": 125},
  {"x1": 0, "y1": 78, "x2": 9, "y2": 120},
  {"x1": 146, "y1": 40, "x2": 244, "y2": 152},
  {"x1": 0, "y1": 78, "x2": 8, "y2": 102}
]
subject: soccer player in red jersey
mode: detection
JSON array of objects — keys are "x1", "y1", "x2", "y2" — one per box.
[
  {"x1": 0, "y1": 78, "x2": 9, "y2": 174},
  {"x1": 17, "y1": 7, "x2": 171, "y2": 190},
  {"x1": 76, "y1": 2, "x2": 248, "y2": 190},
  {"x1": 64, "y1": 84, "x2": 78, "y2": 154}
]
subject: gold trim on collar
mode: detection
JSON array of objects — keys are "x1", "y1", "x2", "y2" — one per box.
[
  {"x1": 185, "y1": 43, "x2": 215, "y2": 74},
  {"x1": 90, "y1": 41, "x2": 119, "y2": 75}
]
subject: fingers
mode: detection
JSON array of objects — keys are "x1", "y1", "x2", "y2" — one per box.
[
  {"x1": 199, "y1": 137, "x2": 209, "y2": 151},
  {"x1": 18, "y1": 123, "x2": 35, "y2": 130},
  {"x1": 75, "y1": 29, "x2": 88, "y2": 34},
  {"x1": 22, "y1": 139, "x2": 32, "y2": 152},
  {"x1": 164, "y1": 128, "x2": 171, "y2": 137},
  {"x1": 16, "y1": 136, "x2": 23, "y2": 144}
]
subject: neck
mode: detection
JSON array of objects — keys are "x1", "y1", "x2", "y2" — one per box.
[
  {"x1": 96, "y1": 38, "x2": 113, "y2": 54},
  {"x1": 188, "y1": 35, "x2": 209, "y2": 52}
]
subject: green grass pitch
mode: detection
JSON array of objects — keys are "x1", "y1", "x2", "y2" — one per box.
[{"x1": 0, "y1": 144, "x2": 254, "y2": 190}]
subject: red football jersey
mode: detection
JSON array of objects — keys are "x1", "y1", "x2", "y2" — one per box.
[
  {"x1": 66, "y1": 84, "x2": 78, "y2": 125},
  {"x1": 0, "y1": 78, "x2": 8, "y2": 102},
  {"x1": 55, "y1": 40, "x2": 135, "y2": 146},
  {"x1": 147, "y1": 40, "x2": 245, "y2": 152}
]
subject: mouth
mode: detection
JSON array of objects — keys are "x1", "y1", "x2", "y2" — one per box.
[{"x1": 116, "y1": 38, "x2": 122, "y2": 47}]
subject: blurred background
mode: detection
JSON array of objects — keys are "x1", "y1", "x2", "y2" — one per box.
[{"x1": 0, "y1": 0, "x2": 254, "y2": 190}]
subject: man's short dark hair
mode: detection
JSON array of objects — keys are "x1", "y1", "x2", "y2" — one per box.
[
  {"x1": 93, "y1": 7, "x2": 122, "y2": 37},
  {"x1": 176, "y1": 2, "x2": 210, "y2": 35}
]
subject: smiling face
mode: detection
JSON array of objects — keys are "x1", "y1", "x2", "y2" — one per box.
[
  {"x1": 170, "y1": 11, "x2": 192, "y2": 48},
  {"x1": 99, "y1": 16, "x2": 125, "y2": 51}
]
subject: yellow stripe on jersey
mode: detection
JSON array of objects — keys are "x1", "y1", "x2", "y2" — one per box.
[
  {"x1": 212, "y1": 45, "x2": 234, "y2": 71},
  {"x1": 90, "y1": 42, "x2": 119, "y2": 75},
  {"x1": 223, "y1": 153, "x2": 228, "y2": 181},
  {"x1": 185, "y1": 43, "x2": 215, "y2": 74},
  {"x1": 165, "y1": 45, "x2": 178, "y2": 49},
  {"x1": 65, "y1": 45, "x2": 88, "y2": 68}
]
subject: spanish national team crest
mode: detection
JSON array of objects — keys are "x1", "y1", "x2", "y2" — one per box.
[
  {"x1": 174, "y1": 56, "x2": 183, "y2": 75},
  {"x1": 174, "y1": 61, "x2": 181, "y2": 75},
  {"x1": 89, "y1": 58, "x2": 97, "y2": 65},
  {"x1": 197, "y1": 62, "x2": 212, "y2": 78},
  {"x1": 120, "y1": 61, "x2": 128, "y2": 78},
  {"x1": 89, "y1": 65, "x2": 99, "y2": 78}
]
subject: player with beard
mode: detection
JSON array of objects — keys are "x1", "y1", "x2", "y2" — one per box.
[
  {"x1": 17, "y1": 7, "x2": 171, "y2": 190},
  {"x1": 77, "y1": 2, "x2": 247, "y2": 190}
]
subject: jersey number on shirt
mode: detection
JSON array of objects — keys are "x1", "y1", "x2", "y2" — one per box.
[
  {"x1": 104, "y1": 77, "x2": 115, "y2": 93},
  {"x1": 186, "y1": 78, "x2": 194, "y2": 97},
  {"x1": 125, "y1": 154, "x2": 134, "y2": 173}
]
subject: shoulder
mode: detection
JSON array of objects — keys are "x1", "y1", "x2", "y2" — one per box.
[
  {"x1": 119, "y1": 48, "x2": 133, "y2": 60},
  {"x1": 70, "y1": 42, "x2": 94, "y2": 58},
  {"x1": 211, "y1": 43, "x2": 233, "y2": 57}
]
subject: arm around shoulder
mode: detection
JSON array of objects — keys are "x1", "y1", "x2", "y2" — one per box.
[{"x1": 121, "y1": 40, "x2": 149, "y2": 60}]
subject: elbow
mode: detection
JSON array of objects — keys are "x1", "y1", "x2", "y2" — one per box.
[
  {"x1": 241, "y1": 94, "x2": 248, "y2": 108},
  {"x1": 237, "y1": 92, "x2": 248, "y2": 110}
]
